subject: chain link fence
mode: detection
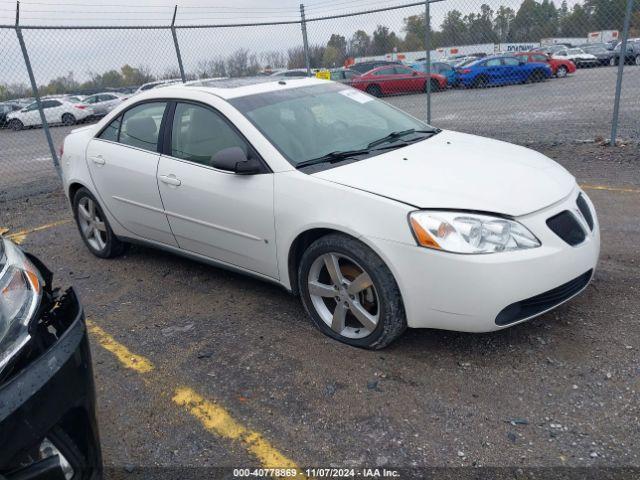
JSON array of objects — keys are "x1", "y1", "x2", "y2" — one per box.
[{"x1": 0, "y1": 0, "x2": 637, "y2": 202}]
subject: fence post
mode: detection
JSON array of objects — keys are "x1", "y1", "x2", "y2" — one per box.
[
  {"x1": 171, "y1": 5, "x2": 186, "y2": 83},
  {"x1": 299, "y1": 3, "x2": 311, "y2": 75},
  {"x1": 610, "y1": 0, "x2": 634, "y2": 146},
  {"x1": 14, "y1": 1, "x2": 61, "y2": 178},
  {"x1": 424, "y1": 0, "x2": 432, "y2": 124}
]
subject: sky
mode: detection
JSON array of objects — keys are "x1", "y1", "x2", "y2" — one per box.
[{"x1": 0, "y1": 0, "x2": 584, "y2": 84}]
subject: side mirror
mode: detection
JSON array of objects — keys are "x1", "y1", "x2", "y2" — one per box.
[{"x1": 211, "y1": 147, "x2": 262, "y2": 175}]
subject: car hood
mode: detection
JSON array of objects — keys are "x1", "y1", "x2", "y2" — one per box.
[{"x1": 312, "y1": 130, "x2": 576, "y2": 217}]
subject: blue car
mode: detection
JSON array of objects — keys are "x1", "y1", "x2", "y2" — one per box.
[
  {"x1": 456, "y1": 55, "x2": 552, "y2": 88},
  {"x1": 410, "y1": 61, "x2": 458, "y2": 86}
]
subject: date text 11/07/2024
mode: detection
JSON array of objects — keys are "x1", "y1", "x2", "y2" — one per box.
[{"x1": 232, "y1": 468, "x2": 401, "y2": 478}]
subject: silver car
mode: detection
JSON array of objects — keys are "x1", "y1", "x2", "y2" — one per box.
[{"x1": 81, "y1": 92, "x2": 127, "y2": 117}]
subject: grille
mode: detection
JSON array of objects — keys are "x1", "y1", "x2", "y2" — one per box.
[
  {"x1": 576, "y1": 194, "x2": 594, "y2": 231},
  {"x1": 495, "y1": 270, "x2": 593, "y2": 326},
  {"x1": 546, "y1": 211, "x2": 586, "y2": 246}
]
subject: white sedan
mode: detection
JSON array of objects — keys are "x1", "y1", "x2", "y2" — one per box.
[
  {"x1": 7, "y1": 98, "x2": 93, "y2": 130},
  {"x1": 553, "y1": 48, "x2": 599, "y2": 67},
  {"x1": 60, "y1": 78, "x2": 599, "y2": 349}
]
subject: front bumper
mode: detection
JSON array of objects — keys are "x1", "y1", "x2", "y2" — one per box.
[
  {"x1": 0, "y1": 257, "x2": 102, "y2": 479},
  {"x1": 369, "y1": 188, "x2": 600, "y2": 332}
]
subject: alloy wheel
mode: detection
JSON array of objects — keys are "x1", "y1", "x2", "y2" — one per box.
[
  {"x1": 557, "y1": 66, "x2": 567, "y2": 78},
  {"x1": 307, "y1": 252, "x2": 379, "y2": 339},
  {"x1": 77, "y1": 196, "x2": 107, "y2": 252}
]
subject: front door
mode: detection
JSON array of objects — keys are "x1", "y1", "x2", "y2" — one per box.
[
  {"x1": 86, "y1": 101, "x2": 177, "y2": 246},
  {"x1": 157, "y1": 102, "x2": 278, "y2": 278}
]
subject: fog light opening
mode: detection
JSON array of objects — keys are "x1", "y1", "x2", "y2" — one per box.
[{"x1": 39, "y1": 438, "x2": 74, "y2": 480}]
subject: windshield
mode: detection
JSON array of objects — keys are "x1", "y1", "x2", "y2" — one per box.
[{"x1": 229, "y1": 83, "x2": 432, "y2": 167}]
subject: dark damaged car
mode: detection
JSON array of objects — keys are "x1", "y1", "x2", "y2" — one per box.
[{"x1": 0, "y1": 236, "x2": 102, "y2": 479}]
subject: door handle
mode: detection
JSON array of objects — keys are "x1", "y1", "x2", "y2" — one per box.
[
  {"x1": 89, "y1": 155, "x2": 105, "y2": 165},
  {"x1": 159, "y1": 174, "x2": 181, "y2": 187}
]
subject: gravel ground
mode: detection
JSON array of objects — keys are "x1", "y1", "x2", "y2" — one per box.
[{"x1": 1, "y1": 141, "x2": 638, "y2": 476}]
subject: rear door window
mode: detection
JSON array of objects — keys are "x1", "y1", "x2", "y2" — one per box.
[
  {"x1": 98, "y1": 115, "x2": 122, "y2": 142},
  {"x1": 119, "y1": 102, "x2": 166, "y2": 151}
]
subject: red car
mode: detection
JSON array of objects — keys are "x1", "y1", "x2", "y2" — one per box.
[
  {"x1": 351, "y1": 65, "x2": 447, "y2": 97},
  {"x1": 515, "y1": 52, "x2": 576, "y2": 78}
]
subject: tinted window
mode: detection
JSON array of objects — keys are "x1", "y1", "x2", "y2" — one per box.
[
  {"x1": 533, "y1": 55, "x2": 548, "y2": 62},
  {"x1": 374, "y1": 67, "x2": 395, "y2": 75},
  {"x1": 42, "y1": 100, "x2": 61, "y2": 109},
  {"x1": 119, "y1": 102, "x2": 166, "y2": 151},
  {"x1": 85, "y1": 96, "x2": 98, "y2": 104},
  {"x1": 503, "y1": 57, "x2": 520, "y2": 66},
  {"x1": 99, "y1": 115, "x2": 122, "y2": 142},
  {"x1": 485, "y1": 59, "x2": 502, "y2": 67},
  {"x1": 330, "y1": 71, "x2": 345, "y2": 80},
  {"x1": 436, "y1": 63, "x2": 452, "y2": 72},
  {"x1": 394, "y1": 66, "x2": 413, "y2": 74},
  {"x1": 344, "y1": 70, "x2": 357, "y2": 79},
  {"x1": 170, "y1": 103, "x2": 248, "y2": 167}
]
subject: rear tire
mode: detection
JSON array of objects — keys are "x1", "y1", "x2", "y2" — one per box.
[
  {"x1": 298, "y1": 233, "x2": 406, "y2": 349},
  {"x1": 635, "y1": 55, "x2": 640, "y2": 66},
  {"x1": 62, "y1": 113, "x2": 76, "y2": 126},
  {"x1": 72, "y1": 187, "x2": 127, "y2": 259},
  {"x1": 426, "y1": 78, "x2": 441, "y2": 92},
  {"x1": 9, "y1": 119, "x2": 23, "y2": 131},
  {"x1": 365, "y1": 84, "x2": 382, "y2": 97},
  {"x1": 556, "y1": 65, "x2": 568, "y2": 78}
]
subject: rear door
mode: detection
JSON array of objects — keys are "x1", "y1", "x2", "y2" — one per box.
[
  {"x1": 43, "y1": 100, "x2": 63, "y2": 124},
  {"x1": 157, "y1": 101, "x2": 277, "y2": 277},
  {"x1": 394, "y1": 66, "x2": 423, "y2": 92},
  {"x1": 501, "y1": 57, "x2": 522, "y2": 84},
  {"x1": 86, "y1": 101, "x2": 178, "y2": 246}
]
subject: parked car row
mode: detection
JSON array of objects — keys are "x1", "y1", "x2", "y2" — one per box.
[
  {"x1": 326, "y1": 53, "x2": 557, "y2": 95},
  {"x1": 1, "y1": 80, "x2": 185, "y2": 131}
]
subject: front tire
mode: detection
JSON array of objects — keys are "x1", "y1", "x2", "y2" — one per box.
[
  {"x1": 556, "y1": 65, "x2": 568, "y2": 78},
  {"x1": 635, "y1": 55, "x2": 640, "y2": 66},
  {"x1": 298, "y1": 233, "x2": 406, "y2": 349},
  {"x1": 365, "y1": 84, "x2": 382, "y2": 97},
  {"x1": 72, "y1": 187, "x2": 126, "y2": 258},
  {"x1": 9, "y1": 119, "x2": 23, "y2": 131}
]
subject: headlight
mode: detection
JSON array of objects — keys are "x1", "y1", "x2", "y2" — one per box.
[
  {"x1": 0, "y1": 237, "x2": 42, "y2": 373},
  {"x1": 409, "y1": 211, "x2": 541, "y2": 254}
]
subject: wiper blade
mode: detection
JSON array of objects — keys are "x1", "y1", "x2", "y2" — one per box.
[
  {"x1": 296, "y1": 148, "x2": 370, "y2": 169},
  {"x1": 295, "y1": 140, "x2": 422, "y2": 169},
  {"x1": 367, "y1": 128, "x2": 439, "y2": 149}
]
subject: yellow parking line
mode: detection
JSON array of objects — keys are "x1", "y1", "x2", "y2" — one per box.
[
  {"x1": 173, "y1": 387, "x2": 305, "y2": 475},
  {"x1": 581, "y1": 184, "x2": 640, "y2": 194},
  {"x1": 4, "y1": 219, "x2": 71, "y2": 244},
  {"x1": 87, "y1": 321, "x2": 154, "y2": 374},
  {"x1": 88, "y1": 321, "x2": 304, "y2": 474}
]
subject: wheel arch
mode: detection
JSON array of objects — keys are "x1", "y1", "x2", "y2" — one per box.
[
  {"x1": 286, "y1": 227, "x2": 403, "y2": 298},
  {"x1": 68, "y1": 181, "x2": 88, "y2": 202}
]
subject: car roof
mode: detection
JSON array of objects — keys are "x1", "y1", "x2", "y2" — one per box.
[{"x1": 157, "y1": 77, "x2": 331, "y2": 100}]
